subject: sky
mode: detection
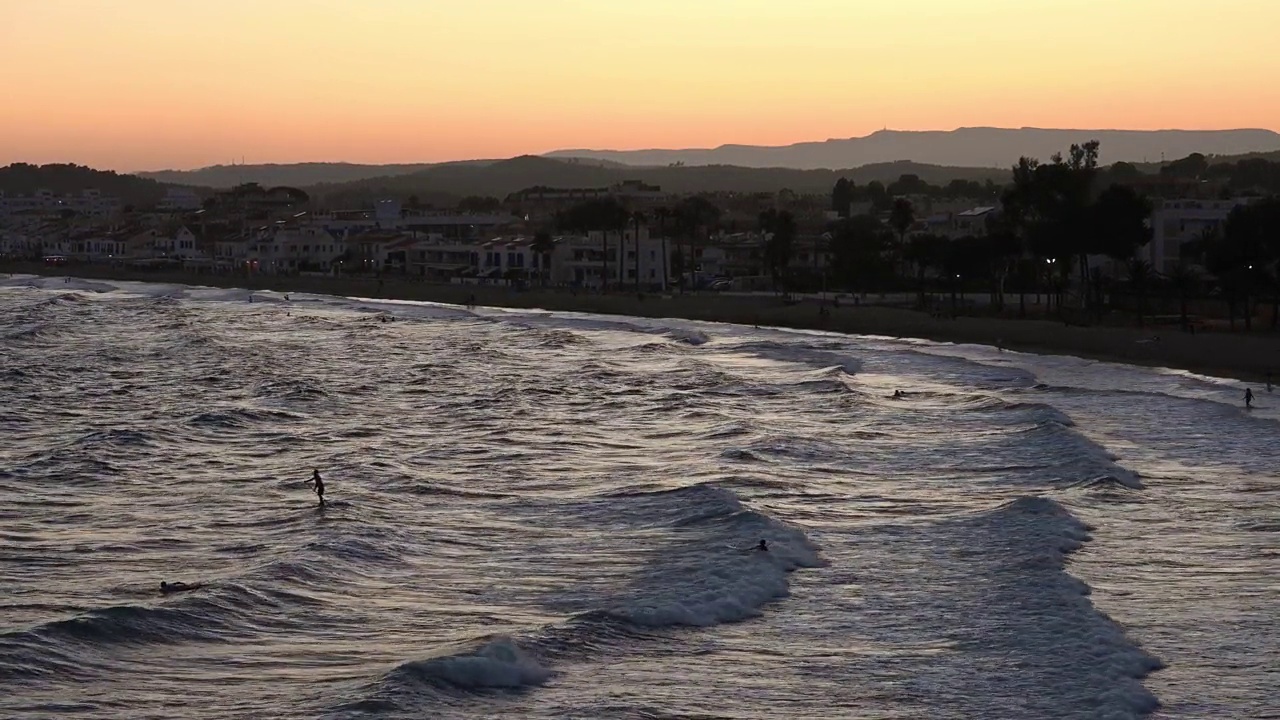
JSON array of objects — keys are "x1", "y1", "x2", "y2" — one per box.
[{"x1": 2, "y1": 0, "x2": 1278, "y2": 171}]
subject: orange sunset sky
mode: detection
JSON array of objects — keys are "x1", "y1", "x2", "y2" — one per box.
[{"x1": 2, "y1": 0, "x2": 1278, "y2": 171}]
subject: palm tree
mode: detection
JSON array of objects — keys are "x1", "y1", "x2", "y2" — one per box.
[
  {"x1": 759, "y1": 208, "x2": 796, "y2": 293},
  {"x1": 631, "y1": 210, "x2": 647, "y2": 292},
  {"x1": 1127, "y1": 258, "x2": 1152, "y2": 328},
  {"x1": 530, "y1": 231, "x2": 554, "y2": 287},
  {"x1": 904, "y1": 233, "x2": 948, "y2": 307},
  {"x1": 654, "y1": 206, "x2": 671, "y2": 291},
  {"x1": 674, "y1": 197, "x2": 721, "y2": 292},
  {"x1": 1165, "y1": 257, "x2": 1198, "y2": 331},
  {"x1": 889, "y1": 198, "x2": 915, "y2": 272}
]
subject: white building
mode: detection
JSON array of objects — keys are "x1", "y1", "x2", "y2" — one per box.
[
  {"x1": 1146, "y1": 198, "x2": 1252, "y2": 274},
  {"x1": 247, "y1": 226, "x2": 343, "y2": 274},
  {"x1": 0, "y1": 189, "x2": 121, "y2": 218},
  {"x1": 158, "y1": 188, "x2": 203, "y2": 212},
  {"x1": 311, "y1": 203, "x2": 515, "y2": 240},
  {"x1": 556, "y1": 227, "x2": 668, "y2": 289}
]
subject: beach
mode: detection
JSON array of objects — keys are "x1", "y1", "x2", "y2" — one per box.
[{"x1": 6, "y1": 262, "x2": 1279, "y2": 385}]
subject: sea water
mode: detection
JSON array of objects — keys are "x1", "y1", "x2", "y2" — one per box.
[{"x1": 0, "y1": 276, "x2": 1275, "y2": 719}]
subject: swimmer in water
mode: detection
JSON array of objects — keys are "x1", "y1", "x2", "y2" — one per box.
[
  {"x1": 312, "y1": 469, "x2": 326, "y2": 507},
  {"x1": 756, "y1": 539, "x2": 768, "y2": 551},
  {"x1": 160, "y1": 581, "x2": 199, "y2": 594},
  {"x1": 893, "y1": 390, "x2": 905, "y2": 398}
]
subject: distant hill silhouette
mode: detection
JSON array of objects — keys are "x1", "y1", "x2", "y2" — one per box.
[
  {"x1": 0, "y1": 163, "x2": 184, "y2": 206},
  {"x1": 138, "y1": 161, "x2": 496, "y2": 189},
  {"x1": 545, "y1": 127, "x2": 1280, "y2": 170},
  {"x1": 299, "y1": 155, "x2": 1012, "y2": 204}
]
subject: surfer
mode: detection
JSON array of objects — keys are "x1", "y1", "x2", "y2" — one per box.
[
  {"x1": 893, "y1": 390, "x2": 905, "y2": 399},
  {"x1": 756, "y1": 539, "x2": 768, "y2": 552},
  {"x1": 312, "y1": 469, "x2": 326, "y2": 507},
  {"x1": 160, "y1": 581, "x2": 199, "y2": 594},
  {"x1": 1245, "y1": 388, "x2": 1254, "y2": 409}
]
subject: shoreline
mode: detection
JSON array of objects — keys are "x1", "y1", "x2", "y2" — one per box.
[{"x1": 6, "y1": 264, "x2": 1278, "y2": 385}]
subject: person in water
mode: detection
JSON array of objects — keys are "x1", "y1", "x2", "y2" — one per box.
[
  {"x1": 1267, "y1": 372, "x2": 1273, "y2": 393},
  {"x1": 756, "y1": 539, "x2": 768, "y2": 551},
  {"x1": 312, "y1": 469, "x2": 326, "y2": 507},
  {"x1": 893, "y1": 390, "x2": 905, "y2": 398},
  {"x1": 160, "y1": 581, "x2": 198, "y2": 594},
  {"x1": 1245, "y1": 388, "x2": 1254, "y2": 409}
]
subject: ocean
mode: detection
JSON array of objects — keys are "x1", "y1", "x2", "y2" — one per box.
[{"x1": 0, "y1": 276, "x2": 1275, "y2": 720}]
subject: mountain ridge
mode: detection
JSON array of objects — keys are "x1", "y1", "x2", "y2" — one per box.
[{"x1": 545, "y1": 127, "x2": 1280, "y2": 170}]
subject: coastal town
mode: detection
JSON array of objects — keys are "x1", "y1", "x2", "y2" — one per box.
[{"x1": 2, "y1": 151, "x2": 1278, "y2": 331}]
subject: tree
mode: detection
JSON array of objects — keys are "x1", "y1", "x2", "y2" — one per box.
[
  {"x1": 1127, "y1": 258, "x2": 1153, "y2": 327},
  {"x1": 654, "y1": 206, "x2": 671, "y2": 291},
  {"x1": 1107, "y1": 161, "x2": 1143, "y2": 182},
  {"x1": 828, "y1": 214, "x2": 892, "y2": 292},
  {"x1": 458, "y1": 196, "x2": 502, "y2": 213},
  {"x1": 889, "y1": 198, "x2": 914, "y2": 243},
  {"x1": 1165, "y1": 258, "x2": 1199, "y2": 331},
  {"x1": 1092, "y1": 185, "x2": 1153, "y2": 259},
  {"x1": 557, "y1": 198, "x2": 628, "y2": 291},
  {"x1": 887, "y1": 174, "x2": 931, "y2": 197},
  {"x1": 831, "y1": 178, "x2": 853, "y2": 218},
  {"x1": 673, "y1": 196, "x2": 721, "y2": 291},
  {"x1": 759, "y1": 208, "x2": 796, "y2": 291},
  {"x1": 630, "y1": 210, "x2": 646, "y2": 291},
  {"x1": 1001, "y1": 140, "x2": 1104, "y2": 314},
  {"x1": 1159, "y1": 153, "x2": 1209, "y2": 179},
  {"x1": 864, "y1": 181, "x2": 891, "y2": 212},
  {"x1": 903, "y1": 233, "x2": 948, "y2": 305},
  {"x1": 530, "y1": 231, "x2": 555, "y2": 286}
]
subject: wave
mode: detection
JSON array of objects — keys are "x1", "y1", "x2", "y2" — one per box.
[
  {"x1": 253, "y1": 377, "x2": 329, "y2": 401},
  {"x1": 349, "y1": 483, "x2": 823, "y2": 712},
  {"x1": 387, "y1": 636, "x2": 551, "y2": 689},
  {"x1": 187, "y1": 407, "x2": 305, "y2": 429},
  {"x1": 78, "y1": 428, "x2": 156, "y2": 448},
  {"x1": 1065, "y1": 473, "x2": 1145, "y2": 492},
  {"x1": 726, "y1": 340, "x2": 862, "y2": 376},
  {"x1": 662, "y1": 329, "x2": 710, "y2": 346},
  {"x1": 950, "y1": 497, "x2": 1163, "y2": 717},
  {"x1": 0, "y1": 584, "x2": 289, "y2": 681},
  {"x1": 574, "y1": 483, "x2": 824, "y2": 626},
  {"x1": 3, "y1": 324, "x2": 53, "y2": 342}
]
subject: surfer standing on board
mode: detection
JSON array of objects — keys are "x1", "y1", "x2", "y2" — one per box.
[
  {"x1": 1244, "y1": 388, "x2": 1254, "y2": 409},
  {"x1": 312, "y1": 469, "x2": 326, "y2": 507}
]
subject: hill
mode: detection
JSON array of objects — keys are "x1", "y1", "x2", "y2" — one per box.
[
  {"x1": 545, "y1": 127, "x2": 1280, "y2": 170},
  {"x1": 303, "y1": 156, "x2": 1011, "y2": 205},
  {"x1": 0, "y1": 163, "x2": 186, "y2": 207},
  {"x1": 138, "y1": 161, "x2": 500, "y2": 189}
]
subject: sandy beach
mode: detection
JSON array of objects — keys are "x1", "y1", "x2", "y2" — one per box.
[{"x1": 7, "y1": 263, "x2": 1279, "y2": 385}]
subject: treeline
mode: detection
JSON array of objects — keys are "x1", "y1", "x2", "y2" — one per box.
[
  {"x1": 551, "y1": 141, "x2": 1280, "y2": 330},
  {"x1": 814, "y1": 142, "x2": 1280, "y2": 328},
  {"x1": 0, "y1": 163, "x2": 177, "y2": 207}
]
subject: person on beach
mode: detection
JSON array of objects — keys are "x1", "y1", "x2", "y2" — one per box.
[
  {"x1": 1244, "y1": 388, "x2": 1254, "y2": 409},
  {"x1": 312, "y1": 469, "x2": 326, "y2": 507}
]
